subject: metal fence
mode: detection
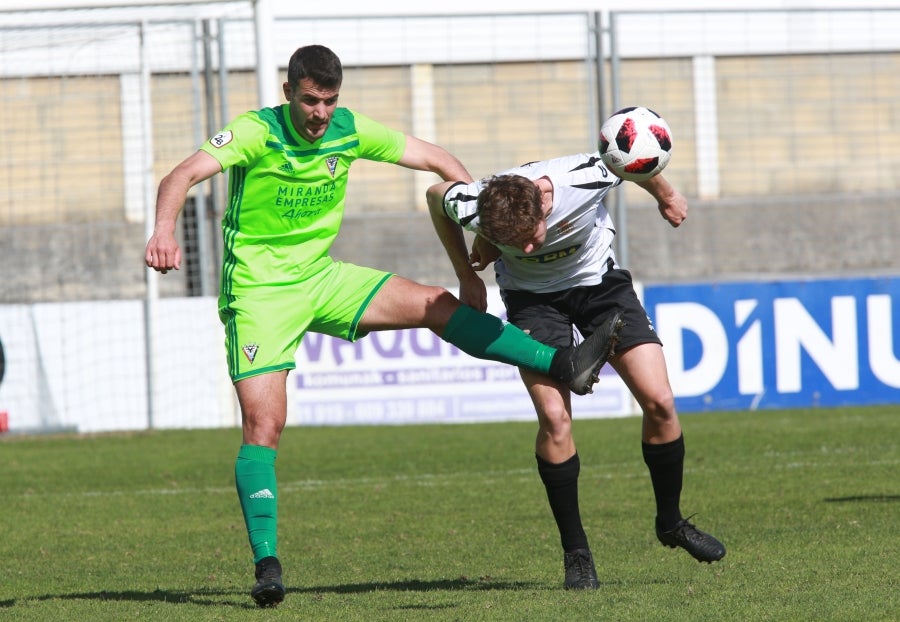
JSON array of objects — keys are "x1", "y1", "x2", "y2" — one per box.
[
  {"x1": 1, "y1": 4, "x2": 899, "y2": 432},
  {"x1": 2, "y1": 6, "x2": 899, "y2": 305}
]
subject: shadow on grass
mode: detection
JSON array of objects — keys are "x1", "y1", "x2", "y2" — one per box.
[
  {"x1": 4, "y1": 577, "x2": 543, "y2": 609},
  {"x1": 823, "y1": 494, "x2": 900, "y2": 503},
  {"x1": 293, "y1": 577, "x2": 542, "y2": 594},
  {"x1": 3, "y1": 589, "x2": 257, "y2": 610}
]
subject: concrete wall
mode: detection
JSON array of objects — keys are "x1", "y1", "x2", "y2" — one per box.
[
  {"x1": 2, "y1": 53, "x2": 899, "y2": 303},
  {"x1": 3, "y1": 191, "x2": 896, "y2": 305}
]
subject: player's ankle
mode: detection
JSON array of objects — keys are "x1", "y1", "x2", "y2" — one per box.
[{"x1": 547, "y1": 348, "x2": 572, "y2": 381}]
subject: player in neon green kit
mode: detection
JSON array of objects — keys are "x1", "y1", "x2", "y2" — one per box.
[{"x1": 145, "y1": 44, "x2": 621, "y2": 608}]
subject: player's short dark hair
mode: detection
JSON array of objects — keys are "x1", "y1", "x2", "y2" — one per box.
[
  {"x1": 476, "y1": 175, "x2": 543, "y2": 248},
  {"x1": 287, "y1": 44, "x2": 343, "y2": 90}
]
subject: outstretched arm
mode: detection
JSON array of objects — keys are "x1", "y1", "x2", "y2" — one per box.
[
  {"x1": 145, "y1": 150, "x2": 222, "y2": 273},
  {"x1": 397, "y1": 135, "x2": 473, "y2": 183},
  {"x1": 426, "y1": 182, "x2": 488, "y2": 311},
  {"x1": 634, "y1": 174, "x2": 688, "y2": 228}
]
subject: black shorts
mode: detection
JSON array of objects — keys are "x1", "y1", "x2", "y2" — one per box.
[{"x1": 500, "y1": 265, "x2": 661, "y2": 352}]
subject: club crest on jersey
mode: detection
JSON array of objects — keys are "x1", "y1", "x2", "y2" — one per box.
[
  {"x1": 242, "y1": 343, "x2": 259, "y2": 364},
  {"x1": 326, "y1": 156, "x2": 339, "y2": 177},
  {"x1": 555, "y1": 219, "x2": 574, "y2": 236},
  {"x1": 209, "y1": 130, "x2": 233, "y2": 148}
]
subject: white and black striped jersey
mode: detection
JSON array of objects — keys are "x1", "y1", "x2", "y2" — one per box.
[{"x1": 441, "y1": 152, "x2": 623, "y2": 293}]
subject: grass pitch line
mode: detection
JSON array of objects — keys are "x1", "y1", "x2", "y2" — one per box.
[
  {"x1": 19, "y1": 463, "x2": 654, "y2": 500},
  {"x1": 33, "y1": 453, "x2": 891, "y2": 501}
]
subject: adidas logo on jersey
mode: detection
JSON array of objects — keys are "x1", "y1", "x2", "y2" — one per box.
[{"x1": 249, "y1": 488, "x2": 275, "y2": 499}]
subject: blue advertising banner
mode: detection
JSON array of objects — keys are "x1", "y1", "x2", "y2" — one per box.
[{"x1": 643, "y1": 276, "x2": 900, "y2": 412}]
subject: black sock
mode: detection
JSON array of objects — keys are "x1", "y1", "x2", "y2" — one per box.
[
  {"x1": 547, "y1": 349, "x2": 568, "y2": 381},
  {"x1": 537, "y1": 453, "x2": 589, "y2": 552},
  {"x1": 641, "y1": 435, "x2": 685, "y2": 531}
]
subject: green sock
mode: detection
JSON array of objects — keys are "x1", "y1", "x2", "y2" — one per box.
[
  {"x1": 235, "y1": 444, "x2": 278, "y2": 563},
  {"x1": 442, "y1": 305, "x2": 556, "y2": 373}
]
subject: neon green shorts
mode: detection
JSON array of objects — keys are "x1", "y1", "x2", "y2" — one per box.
[{"x1": 218, "y1": 259, "x2": 393, "y2": 382}]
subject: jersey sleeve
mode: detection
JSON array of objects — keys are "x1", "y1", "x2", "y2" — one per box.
[
  {"x1": 199, "y1": 111, "x2": 269, "y2": 170},
  {"x1": 441, "y1": 180, "x2": 483, "y2": 231},
  {"x1": 352, "y1": 111, "x2": 407, "y2": 163}
]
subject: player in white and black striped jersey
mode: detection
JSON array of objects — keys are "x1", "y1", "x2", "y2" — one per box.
[{"x1": 426, "y1": 152, "x2": 725, "y2": 590}]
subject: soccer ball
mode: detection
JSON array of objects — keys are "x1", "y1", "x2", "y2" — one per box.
[{"x1": 598, "y1": 106, "x2": 673, "y2": 181}]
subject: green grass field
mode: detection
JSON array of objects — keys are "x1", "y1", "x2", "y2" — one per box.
[{"x1": 2, "y1": 406, "x2": 897, "y2": 621}]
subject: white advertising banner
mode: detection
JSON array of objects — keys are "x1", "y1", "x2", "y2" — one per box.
[
  {"x1": 288, "y1": 290, "x2": 637, "y2": 426},
  {"x1": 0, "y1": 289, "x2": 636, "y2": 434}
]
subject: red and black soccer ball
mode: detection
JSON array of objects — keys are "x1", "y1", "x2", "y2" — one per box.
[{"x1": 599, "y1": 106, "x2": 673, "y2": 181}]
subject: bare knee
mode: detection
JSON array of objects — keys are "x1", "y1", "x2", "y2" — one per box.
[
  {"x1": 640, "y1": 387, "x2": 681, "y2": 443},
  {"x1": 640, "y1": 387, "x2": 677, "y2": 424},
  {"x1": 536, "y1": 402, "x2": 575, "y2": 455},
  {"x1": 242, "y1": 416, "x2": 283, "y2": 448},
  {"x1": 426, "y1": 286, "x2": 462, "y2": 331},
  {"x1": 410, "y1": 281, "x2": 448, "y2": 303},
  {"x1": 235, "y1": 372, "x2": 288, "y2": 448}
]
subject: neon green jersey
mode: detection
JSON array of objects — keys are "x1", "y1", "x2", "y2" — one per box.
[{"x1": 200, "y1": 105, "x2": 406, "y2": 295}]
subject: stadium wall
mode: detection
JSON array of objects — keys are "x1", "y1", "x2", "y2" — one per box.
[
  {"x1": 1, "y1": 4, "x2": 899, "y2": 432},
  {"x1": 2, "y1": 7, "x2": 900, "y2": 304}
]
